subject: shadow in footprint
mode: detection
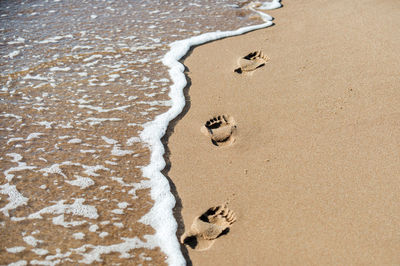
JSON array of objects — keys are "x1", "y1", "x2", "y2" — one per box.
[
  {"x1": 183, "y1": 227, "x2": 230, "y2": 250},
  {"x1": 181, "y1": 204, "x2": 237, "y2": 251},
  {"x1": 234, "y1": 50, "x2": 270, "y2": 74}
]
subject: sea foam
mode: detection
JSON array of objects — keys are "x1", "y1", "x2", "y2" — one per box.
[{"x1": 139, "y1": 1, "x2": 281, "y2": 265}]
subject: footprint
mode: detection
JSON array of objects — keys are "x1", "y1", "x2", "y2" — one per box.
[
  {"x1": 234, "y1": 50, "x2": 270, "y2": 74},
  {"x1": 181, "y1": 204, "x2": 237, "y2": 251},
  {"x1": 200, "y1": 115, "x2": 236, "y2": 146}
]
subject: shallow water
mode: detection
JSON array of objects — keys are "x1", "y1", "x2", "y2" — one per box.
[{"x1": 1, "y1": 0, "x2": 272, "y2": 264}]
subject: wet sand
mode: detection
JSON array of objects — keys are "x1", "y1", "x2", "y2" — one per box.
[
  {"x1": 0, "y1": 1, "x2": 263, "y2": 264},
  {"x1": 168, "y1": 0, "x2": 400, "y2": 265}
]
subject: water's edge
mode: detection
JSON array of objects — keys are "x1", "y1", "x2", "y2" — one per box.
[{"x1": 139, "y1": 1, "x2": 281, "y2": 264}]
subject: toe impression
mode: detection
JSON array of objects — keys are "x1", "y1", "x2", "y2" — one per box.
[{"x1": 201, "y1": 115, "x2": 236, "y2": 146}]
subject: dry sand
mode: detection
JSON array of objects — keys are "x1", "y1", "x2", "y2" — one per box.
[{"x1": 166, "y1": 0, "x2": 400, "y2": 265}]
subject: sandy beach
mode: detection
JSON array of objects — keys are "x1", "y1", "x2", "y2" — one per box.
[{"x1": 167, "y1": 0, "x2": 400, "y2": 265}]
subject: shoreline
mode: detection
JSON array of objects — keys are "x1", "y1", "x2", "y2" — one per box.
[
  {"x1": 168, "y1": 0, "x2": 400, "y2": 265},
  {"x1": 0, "y1": 1, "x2": 284, "y2": 265},
  {"x1": 143, "y1": 2, "x2": 282, "y2": 264}
]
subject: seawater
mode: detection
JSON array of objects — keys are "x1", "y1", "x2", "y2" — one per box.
[{"x1": 0, "y1": 0, "x2": 280, "y2": 264}]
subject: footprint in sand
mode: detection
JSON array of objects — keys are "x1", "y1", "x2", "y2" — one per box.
[
  {"x1": 200, "y1": 115, "x2": 236, "y2": 146},
  {"x1": 181, "y1": 204, "x2": 237, "y2": 251},
  {"x1": 234, "y1": 50, "x2": 270, "y2": 74}
]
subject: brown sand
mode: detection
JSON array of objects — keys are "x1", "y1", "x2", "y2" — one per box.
[{"x1": 167, "y1": 0, "x2": 400, "y2": 265}]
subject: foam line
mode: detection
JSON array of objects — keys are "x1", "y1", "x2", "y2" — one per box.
[{"x1": 139, "y1": 1, "x2": 281, "y2": 265}]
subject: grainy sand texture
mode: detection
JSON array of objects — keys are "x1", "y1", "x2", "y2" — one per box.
[{"x1": 167, "y1": 0, "x2": 400, "y2": 265}]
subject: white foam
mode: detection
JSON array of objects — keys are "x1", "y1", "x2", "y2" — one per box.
[
  {"x1": 110, "y1": 176, "x2": 131, "y2": 186},
  {"x1": 1, "y1": 113, "x2": 23, "y2": 121},
  {"x1": 40, "y1": 164, "x2": 67, "y2": 178},
  {"x1": 68, "y1": 138, "x2": 82, "y2": 144},
  {"x1": 31, "y1": 249, "x2": 71, "y2": 265},
  {"x1": 254, "y1": 0, "x2": 282, "y2": 10},
  {"x1": 8, "y1": 261, "x2": 27, "y2": 266},
  {"x1": 23, "y1": 235, "x2": 43, "y2": 247},
  {"x1": 32, "y1": 249, "x2": 49, "y2": 256},
  {"x1": 128, "y1": 180, "x2": 150, "y2": 200},
  {"x1": 80, "y1": 149, "x2": 96, "y2": 153},
  {"x1": 35, "y1": 121, "x2": 54, "y2": 128},
  {"x1": 101, "y1": 136, "x2": 118, "y2": 145},
  {"x1": 84, "y1": 60, "x2": 100, "y2": 67},
  {"x1": 52, "y1": 214, "x2": 87, "y2": 227},
  {"x1": 36, "y1": 34, "x2": 73, "y2": 44},
  {"x1": 126, "y1": 137, "x2": 141, "y2": 146},
  {"x1": 6, "y1": 246, "x2": 26, "y2": 253},
  {"x1": 72, "y1": 45, "x2": 93, "y2": 51},
  {"x1": 136, "y1": 100, "x2": 171, "y2": 106},
  {"x1": 138, "y1": 1, "x2": 280, "y2": 265},
  {"x1": 73, "y1": 232, "x2": 85, "y2": 240},
  {"x1": 6, "y1": 50, "x2": 21, "y2": 58},
  {"x1": 23, "y1": 74, "x2": 48, "y2": 81},
  {"x1": 117, "y1": 202, "x2": 129, "y2": 209},
  {"x1": 111, "y1": 209, "x2": 124, "y2": 215},
  {"x1": 7, "y1": 133, "x2": 44, "y2": 144},
  {"x1": 105, "y1": 160, "x2": 118, "y2": 165},
  {"x1": 27, "y1": 132, "x2": 44, "y2": 140},
  {"x1": 83, "y1": 117, "x2": 122, "y2": 126},
  {"x1": 78, "y1": 104, "x2": 130, "y2": 113},
  {"x1": 108, "y1": 74, "x2": 120, "y2": 81},
  {"x1": 111, "y1": 146, "x2": 133, "y2": 156},
  {"x1": 98, "y1": 232, "x2": 109, "y2": 238},
  {"x1": 83, "y1": 54, "x2": 103, "y2": 62},
  {"x1": 0, "y1": 183, "x2": 29, "y2": 217},
  {"x1": 89, "y1": 224, "x2": 99, "y2": 232},
  {"x1": 82, "y1": 165, "x2": 109, "y2": 177},
  {"x1": 8, "y1": 37, "x2": 26, "y2": 45},
  {"x1": 7, "y1": 137, "x2": 24, "y2": 144},
  {"x1": 49, "y1": 66, "x2": 71, "y2": 72},
  {"x1": 7, "y1": 153, "x2": 22, "y2": 162},
  {"x1": 73, "y1": 237, "x2": 152, "y2": 263},
  {"x1": 78, "y1": 72, "x2": 88, "y2": 77},
  {"x1": 65, "y1": 176, "x2": 95, "y2": 189},
  {"x1": 128, "y1": 95, "x2": 138, "y2": 101},
  {"x1": 139, "y1": 252, "x2": 152, "y2": 261},
  {"x1": 113, "y1": 222, "x2": 124, "y2": 228},
  {"x1": 28, "y1": 198, "x2": 99, "y2": 220}
]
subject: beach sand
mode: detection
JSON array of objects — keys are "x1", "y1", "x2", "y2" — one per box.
[{"x1": 166, "y1": 0, "x2": 400, "y2": 265}]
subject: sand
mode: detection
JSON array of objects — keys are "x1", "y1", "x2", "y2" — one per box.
[{"x1": 166, "y1": 0, "x2": 400, "y2": 265}]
